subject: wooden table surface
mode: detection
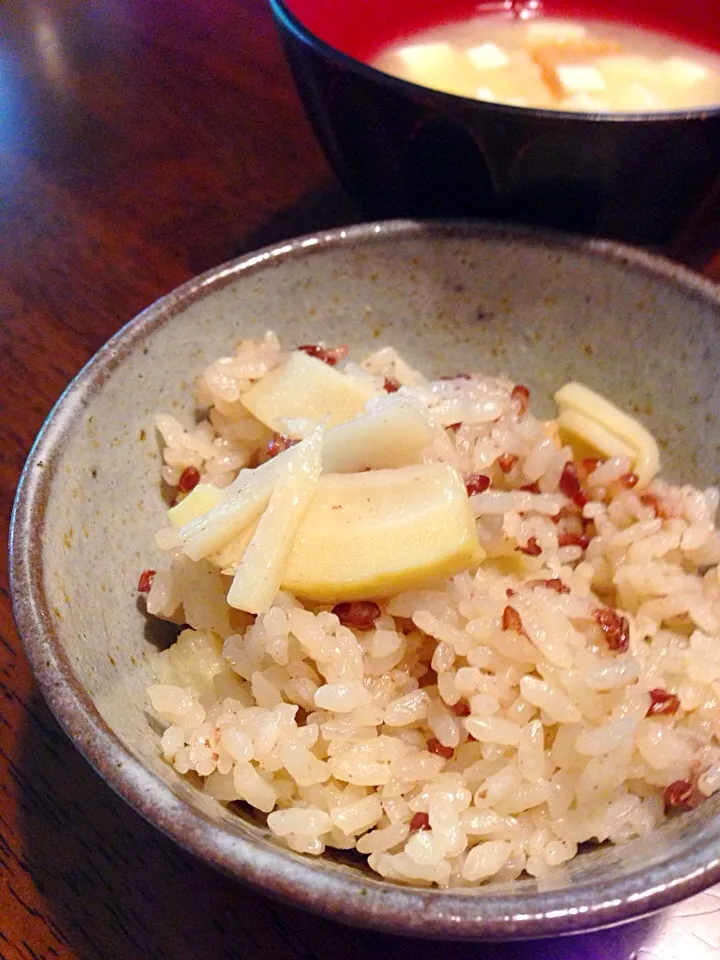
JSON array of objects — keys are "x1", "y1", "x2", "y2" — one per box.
[{"x1": 2, "y1": 2, "x2": 720, "y2": 957}]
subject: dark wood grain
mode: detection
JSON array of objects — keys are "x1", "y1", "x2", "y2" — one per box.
[{"x1": 1, "y1": 2, "x2": 719, "y2": 958}]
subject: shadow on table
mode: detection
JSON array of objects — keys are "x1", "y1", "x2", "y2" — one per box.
[
  {"x1": 206, "y1": 176, "x2": 720, "y2": 281},
  {"x1": 18, "y1": 689, "x2": 666, "y2": 960},
  {"x1": 233, "y1": 182, "x2": 365, "y2": 262}
]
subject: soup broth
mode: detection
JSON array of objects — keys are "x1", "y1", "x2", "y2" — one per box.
[{"x1": 371, "y1": 16, "x2": 720, "y2": 112}]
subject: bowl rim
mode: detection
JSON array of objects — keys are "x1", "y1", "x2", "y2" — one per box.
[
  {"x1": 269, "y1": 0, "x2": 720, "y2": 123},
  {"x1": 10, "y1": 218, "x2": 720, "y2": 940}
]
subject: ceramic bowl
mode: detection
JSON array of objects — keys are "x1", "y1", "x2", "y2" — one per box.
[
  {"x1": 10, "y1": 221, "x2": 720, "y2": 939},
  {"x1": 270, "y1": 0, "x2": 720, "y2": 243}
]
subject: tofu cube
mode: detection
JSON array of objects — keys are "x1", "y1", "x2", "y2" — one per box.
[
  {"x1": 395, "y1": 42, "x2": 467, "y2": 95},
  {"x1": 596, "y1": 55, "x2": 659, "y2": 86},
  {"x1": 467, "y1": 42, "x2": 510, "y2": 71},
  {"x1": 556, "y1": 64, "x2": 606, "y2": 94},
  {"x1": 662, "y1": 57, "x2": 708, "y2": 89},
  {"x1": 397, "y1": 42, "x2": 456, "y2": 75}
]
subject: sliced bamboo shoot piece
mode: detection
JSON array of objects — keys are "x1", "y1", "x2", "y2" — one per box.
[
  {"x1": 176, "y1": 424, "x2": 326, "y2": 560},
  {"x1": 281, "y1": 463, "x2": 483, "y2": 602},
  {"x1": 178, "y1": 473, "x2": 276, "y2": 562},
  {"x1": 227, "y1": 430, "x2": 324, "y2": 613},
  {"x1": 241, "y1": 350, "x2": 377, "y2": 433},
  {"x1": 322, "y1": 401, "x2": 435, "y2": 473},
  {"x1": 554, "y1": 381, "x2": 660, "y2": 487},
  {"x1": 168, "y1": 483, "x2": 225, "y2": 528},
  {"x1": 213, "y1": 520, "x2": 259, "y2": 574},
  {"x1": 557, "y1": 408, "x2": 636, "y2": 462}
]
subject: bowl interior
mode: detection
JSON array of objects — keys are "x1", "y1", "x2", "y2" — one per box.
[
  {"x1": 12, "y1": 222, "x2": 720, "y2": 937},
  {"x1": 283, "y1": 0, "x2": 720, "y2": 66}
]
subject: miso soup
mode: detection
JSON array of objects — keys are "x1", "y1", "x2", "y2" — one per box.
[{"x1": 371, "y1": 16, "x2": 720, "y2": 112}]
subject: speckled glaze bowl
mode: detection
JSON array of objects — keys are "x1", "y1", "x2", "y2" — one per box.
[{"x1": 10, "y1": 221, "x2": 720, "y2": 940}]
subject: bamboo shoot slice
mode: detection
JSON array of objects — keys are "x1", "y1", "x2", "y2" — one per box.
[
  {"x1": 322, "y1": 401, "x2": 435, "y2": 473},
  {"x1": 242, "y1": 351, "x2": 377, "y2": 433},
  {"x1": 282, "y1": 463, "x2": 483, "y2": 602},
  {"x1": 554, "y1": 381, "x2": 660, "y2": 487},
  {"x1": 557, "y1": 408, "x2": 635, "y2": 462},
  {"x1": 227, "y1": 430, "x2": 323, "y2": 613}
]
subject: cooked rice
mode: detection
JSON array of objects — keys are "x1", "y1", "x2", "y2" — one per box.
[{"x1": 144, "y1": 334, "x2": 720, "y2": 888}]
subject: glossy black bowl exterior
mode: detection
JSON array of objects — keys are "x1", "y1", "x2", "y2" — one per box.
[{"x1": 271, "y1": 0, "x2": 720, "y2": 243}]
